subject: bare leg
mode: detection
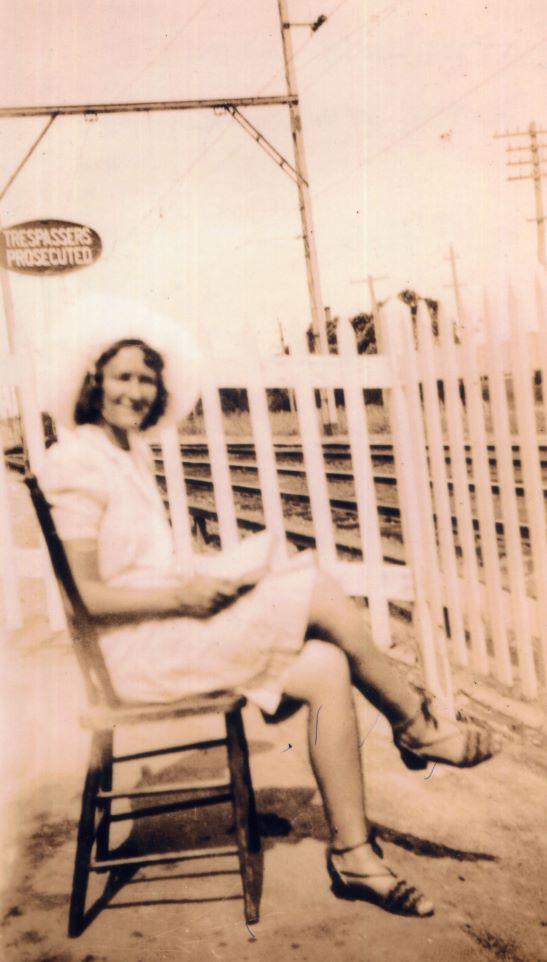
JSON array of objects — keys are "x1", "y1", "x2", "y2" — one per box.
[
  {"x1": 281, "y1": 638, "x2": 433, "y2": 912},
  {"x1": 305, "y1": 570, "x2": 501, "y2": 766},
  {"x1": 306, "y1": 570, "x2": 420, "y2": 725},
  {"x1": 281, "y1": 639, "x2": 368, "y2": 849}
]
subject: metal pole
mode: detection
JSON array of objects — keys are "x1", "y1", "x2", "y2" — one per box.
[
  {"x1": 447, "y1": 244, "x2": 465, "y2": 331},
  {"x1": 278, "y1": 320, "x2": 296, "y2": 413},
  {"x1": 367, "y1": 274, "x2": 383, "y2": 351},
  {"x1": 0, "y1": 217, "x2": 30, "y2": 467},
  {"x1": 277, "y1": 0, "x2": 337, "y2": 435}
]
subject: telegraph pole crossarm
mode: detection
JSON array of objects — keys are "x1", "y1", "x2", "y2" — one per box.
[{"x1": 494, "y1": 121, "x2": 547, "y2": 265}]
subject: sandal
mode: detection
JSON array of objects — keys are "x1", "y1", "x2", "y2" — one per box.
[
  {"x1": 327, "y1": 840, "x2": 434, "y2": 918},
  {"x1": 393, "y1": 691, "x2": 501, "y2": 771}
]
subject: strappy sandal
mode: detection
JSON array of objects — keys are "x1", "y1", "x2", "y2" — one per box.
[
  {"x1": 327, "y1": 840, "x2": 434, "y2": 918},
  {"x1": 393, "y1": 691, "x2": 501, "y2": 771}
]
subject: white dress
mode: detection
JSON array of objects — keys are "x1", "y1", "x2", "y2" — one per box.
[{"x1": 41, "y1": 425, "x2": 318, "y2": 713}]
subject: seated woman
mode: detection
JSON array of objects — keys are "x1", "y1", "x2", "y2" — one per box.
[{"x1": 40, "y1": 299, "x2": 500, "y2": 920}]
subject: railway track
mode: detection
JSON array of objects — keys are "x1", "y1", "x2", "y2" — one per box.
[
  {"x1": 170, "y1": 440, "x2": 546, "y2": 543},
  {"x1": 6, "y1": 439, "x2": 546, "y2": 542}
]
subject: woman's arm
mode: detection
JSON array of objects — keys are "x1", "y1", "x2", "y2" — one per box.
[{"x1": 63, "y1": 539, "x2": 241, "y2": 620}]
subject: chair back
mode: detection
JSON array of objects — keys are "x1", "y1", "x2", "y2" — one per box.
[{"x1": 25, "y1": 472, "x2": 121, "y2": 707}]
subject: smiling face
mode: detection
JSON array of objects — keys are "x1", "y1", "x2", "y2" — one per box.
[{"x1": 100, "y1": 345, "x2": 159, "y2": 434}]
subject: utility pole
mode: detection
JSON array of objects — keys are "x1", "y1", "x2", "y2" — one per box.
[
  {"x1": 365, "y1": 275, "x2": 383, "y2": 351},
  {"x1": 278, "y1": 320, "x2": 296, "y2": 413},
  {"x1": 350, "y1": 274, "x2": 389, "y2": 350},
  {"x1": 277, "y1": 0, "x2": 338, "y2": 435},
  {"x1": 443, "y1": 244, "x2": 466, "y2": 332},
  {"x1": 494, "y1": 122, "x2": 547, "y2": 266}
]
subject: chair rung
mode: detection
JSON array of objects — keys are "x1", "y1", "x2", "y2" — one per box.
[
  {"x1": 108, "y1": 793, "x2": 232, "y2": 822},
  {"x1": 97, "y1": 778, "x2": 230, "y2": 800},
  {"x1": 113, "y1": 737, "x2": 227, "y2": 764},
  {"x1": 90, "y1": 845, "x2": 239, "y2": 872}
]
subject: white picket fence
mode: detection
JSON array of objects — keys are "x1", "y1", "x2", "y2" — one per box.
[{"x1": 1, "y1": 270, "x2": 546, "y2": 704}]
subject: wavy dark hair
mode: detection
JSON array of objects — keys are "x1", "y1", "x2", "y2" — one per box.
[{"x1": 74, "y1": 338, "x2": 168, "y2": 430}]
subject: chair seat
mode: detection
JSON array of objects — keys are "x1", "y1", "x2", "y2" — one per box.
[{"x1": 80, "y1": 691, "x2": 247, "y2": 730}]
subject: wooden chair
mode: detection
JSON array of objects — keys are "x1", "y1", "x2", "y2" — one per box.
[{"x1": 24, "y1": 472, "x2": 261, "y2": 938}]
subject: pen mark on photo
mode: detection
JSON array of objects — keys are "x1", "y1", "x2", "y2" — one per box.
[
  {"x1": 359, "y1": 711, "x2": 381, "y2": 747},
  {"x1": 314, "y1": 704, "x2": 323, "y2": 745}
]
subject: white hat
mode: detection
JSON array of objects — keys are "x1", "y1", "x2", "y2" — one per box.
[{"x1": 38, "y1": 293, "x2": 201, "y2": 430}]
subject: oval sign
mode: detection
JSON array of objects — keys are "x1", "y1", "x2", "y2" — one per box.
[{"x1": 0, "y1": 219, "x2": 102, "y2": 275}]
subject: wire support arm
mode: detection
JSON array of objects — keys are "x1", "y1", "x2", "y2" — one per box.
[
  {"x1": 223, "y1": 106, "x2": 307, "y2": 185},
  {"x1": 0, "y1": 114, "x2": 57, "y2": 202}
]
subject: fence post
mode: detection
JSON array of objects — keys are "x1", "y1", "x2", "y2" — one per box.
[
  {"x1": 459, "y1": 296, "x2": 512, "y2": 686},
  {"x1": 198, "y1": 334, "x2": 239, "y2": 549},
  {"x1": 337, "y1": 317, "x2": 391, "y2": 649},
  {"x1": 244, "y1": 326, "x2": 288, "y2": 555},
  {"x1": 508, "y1": 282, "x2": 547, "y2": 679},
  {"x1": 382, "y1": 300, "x2": 454, "y2": 711},
  {"x1": 437, "y1": 306, "x2": 488, "y2": 674},
  {"x1": 483, "y1": 291, "x2": 537, "y2": 697},
  {"x1": 20, "y1": 341, "x2": 66, "y2": 632},
  {"x1": 289, "y1": 326, "x2": 338, "y2": 569},
  {"x1": 415, "y1": 300, "x2": 467, "y2": 665},
  {"x1": 0, "y1": 443, "x2": 22, "y2": 629},
  {"x1": 160, "y1": 425, "x2": 196, "y2": 575}
]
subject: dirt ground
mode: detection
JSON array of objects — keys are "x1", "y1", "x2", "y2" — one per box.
[{"x1": 1, "y1": 474, "x2": 546, "y2": 962}]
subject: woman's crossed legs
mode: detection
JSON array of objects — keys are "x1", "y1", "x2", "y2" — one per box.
[{"x1": 278, "y1": 570, "x2": 499, "y2": 916}]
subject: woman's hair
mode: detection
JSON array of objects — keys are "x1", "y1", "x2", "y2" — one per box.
[{"x1": 74, "y1": 338, "x2": 168, "y2": 430}]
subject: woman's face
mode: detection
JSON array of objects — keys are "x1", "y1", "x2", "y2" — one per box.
[{"x1": 100, "y1": 346, "x2": 158, "y2": 433}]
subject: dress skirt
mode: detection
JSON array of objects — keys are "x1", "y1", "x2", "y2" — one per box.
[{"x1": 100, "y1": 557, "x2": 319, "y2": 715}]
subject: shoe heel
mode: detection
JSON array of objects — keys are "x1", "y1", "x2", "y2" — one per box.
[
  {"x1": 399, "y1": 746, "x2": 428, "y2": 771},
  {"x1": 327, "y1": 859, "x2": 357, "y2": 901}
]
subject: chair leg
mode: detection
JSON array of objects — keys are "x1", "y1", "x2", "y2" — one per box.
[
  {"x1": 95, "y1": 730, "x2": 113, "y2": 861},
  {"x1": 68, "y1": 732, "x2": 104, "y2": 938},
  {"x1": 225, "y1": 708, "x2": 262, "y2": 925}
]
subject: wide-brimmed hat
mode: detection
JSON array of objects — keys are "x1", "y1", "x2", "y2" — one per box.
[{"x1": 38, "y1": 293, "x2": 201, "y2": 430}]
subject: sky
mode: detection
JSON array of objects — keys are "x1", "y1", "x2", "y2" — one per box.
[{"x1": 0, "y1": 0, "x2": 545, "y2": 357}]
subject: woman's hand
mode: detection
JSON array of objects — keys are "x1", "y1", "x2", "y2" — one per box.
[
  {"x1": 173, "y1": 575, "x2": 242, "y2": 618},
  {"x1": 62, "y1": 539, "x2": 244, "y2": 620}
]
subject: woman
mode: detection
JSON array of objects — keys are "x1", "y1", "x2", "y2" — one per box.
[{"x1": 40, "y1": 297, "x2": 500, "y2": 920}]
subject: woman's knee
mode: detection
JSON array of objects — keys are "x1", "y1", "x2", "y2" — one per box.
[
  {"x1": 308, "y1": 569, "x2": 348, "y2": 634},
  {"x1": 283, "y1": 639, "x2": 351, "y2": 702}
]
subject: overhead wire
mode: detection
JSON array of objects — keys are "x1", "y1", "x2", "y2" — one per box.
[
  {"x1": 311, "y1": 31, "x2": 547, "y2": 199},
  {"x1": 368, "y1": 32, "x2": 547, "y2": 164},
  {"x1": 115, "y1": 0, "x2": 214, "y2": 99},
  {"x1": 67, "y1": 1, "x2": 216, "y2": 220},
  {"x1": 99, "y1": 0, "x2": 223, "y2": 252},
  {"x1": 109, "y1": 117, "x2": 231, "y2": 254},
  {"x1": 111, "y1": 3, "x2": 331, "y2": 251}
]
